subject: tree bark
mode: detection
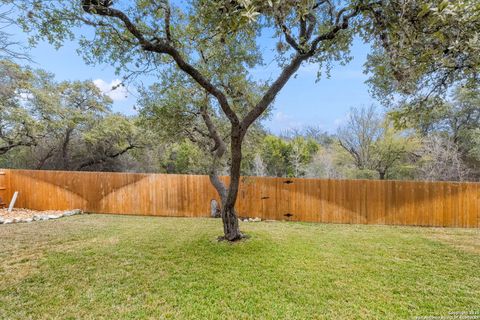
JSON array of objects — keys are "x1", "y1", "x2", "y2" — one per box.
[
  {"x1": 62, "y1": 127, "x2": 73, "y2": 169},
  {"x1": 198, "y1": 98, "x2": 243, "y2": 240},
  {"x1": 379, "y1": 171, "x2": 386, "y2": 180},
  {"x1": 207, "y1": 145, "x2": 243, "y2": 241},
  {"x1": 219, "y1": 132, "x2": 244, "y2": 241}
]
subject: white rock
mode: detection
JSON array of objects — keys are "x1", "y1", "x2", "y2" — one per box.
[
  {"x1": 253, "y1": 217, "x2": 262, "y2": 222},
  {"x1": 22, "y1": 218, "x2": 33, "y2": 223},
  {"x1": 63, "y1": 209, "x2": 82, "y2": 217},
  {"x1": 47, "y1": 215, "x2": 61, "y2": 219},
  {"x1": 0, "y1": 217, "x2": 4, "y2": 224},
  {"x1": 3, "y1": 219, "x2": 13, "y2": 224}
]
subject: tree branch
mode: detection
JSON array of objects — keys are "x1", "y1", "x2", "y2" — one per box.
[
  {"x1": 162, "y1": 0, "x2": 172, "y2": 42},
  {"x1": 199, "y1": 97, "x2": 228, "y2": 202},
  {"x1": 84, "y1": 3, "x2": 240, "y2": 126},
  {"x1": 242, "y1": 3, "x2": 373, "y2": 133},
  {"x1": 242, "y1": 54, "x2": 307, "y2": 130},
  {"x1": 76, "y1": 144, "x2": 137, "y2": 170}
]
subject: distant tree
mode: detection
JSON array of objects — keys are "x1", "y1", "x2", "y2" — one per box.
[
  {"x1": 337, "y1": 105, "x2": 382, "y2": 172},
  {"x1": 465, "y1": 129, "x2": 480, "y2": 175},
  {"x1": 391, "y1": 85, "x2": 480, "y2": 179},
  {"x1": 14, "y1": 0, "x2": 479, "y2": 240},
  {"x1": 160, "y1": 140, "x2": 209, "y2": 174},
  {"x1": 260, "y1": 135, "x2": 292, "y2": 177},
  {"x1": 34, "y1": 79, "x2": 113, "y2": 170},
  {"x1": 305, "y1": 147, "x2": 345, "y2": 179},
  {"x1": 0, "y1": 6, "x2": 28, "y2": 60},
  {"x1": 76, "y1": 114, "x2": 142, "y2": 171},
  {"x1": 416, "y1": 135, "x2": 470, "y2": 181},
  {"x1": 289, "y1": 137, "x2": 319, "y2": 177},
  {"x1": 370, "y1": 123, "x2": 418, "y2": 180},
  {"x1": 252, "y1": 153, "x2": 267, "y2": 177},
  {"x1": 338, "y1": 106, "x2": 417, "y2": 179},
  {"x1": 281, "y1": 126, "x2": 335, "y2": 147},
  {"x1": 0, "y1": 61, "x2": 143, "y2": 171},
  {"x1": 258, "y1": 135, "x2": 318, "y2": 177},
  {"x1": 391, "y1": 86, "x2": 480, "y2": 139},
  {"x1": 0, "y1": 60, "x2": 42, "y2": 155}
]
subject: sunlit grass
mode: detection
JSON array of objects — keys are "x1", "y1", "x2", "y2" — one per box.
[{"x1": 1, "y1": 215, "x2": 479, "y2": 319}]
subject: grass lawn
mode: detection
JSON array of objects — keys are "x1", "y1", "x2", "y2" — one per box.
[{"x1": 1, "y1": 215, "x2": 479, "y2": 319}]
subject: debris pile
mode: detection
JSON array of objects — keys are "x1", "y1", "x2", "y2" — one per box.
[{"x1": 0, "y1": 209, "x2": 83, "y2": 225}]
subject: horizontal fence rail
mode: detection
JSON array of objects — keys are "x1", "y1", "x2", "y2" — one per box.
[{"x1": 0, "y1": 169, "x2": 478, "y2": 228}]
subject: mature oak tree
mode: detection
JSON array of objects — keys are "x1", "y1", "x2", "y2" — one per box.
[
  {"x1": 9, "y1": 0, "x2": 480, "y2": 240},
  {"x1": 0, "y1": 60, "x2": 41, "y2": 155}
]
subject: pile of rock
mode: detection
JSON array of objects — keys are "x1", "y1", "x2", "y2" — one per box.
[
  {"x1": 0, "y1": 209, "x2": 83, "y2": 225},
  {"x1": 241, "y1": 217, "x2": 262, "y2": 222}
]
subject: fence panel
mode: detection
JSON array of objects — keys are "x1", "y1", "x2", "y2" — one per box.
[{"x1": 1, "y1": 169, "x2": 478, "y2": 228}]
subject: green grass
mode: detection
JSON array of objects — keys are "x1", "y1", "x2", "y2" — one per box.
[{"x1": 1, "y1": 215, "x2": 479, "y2": 319}]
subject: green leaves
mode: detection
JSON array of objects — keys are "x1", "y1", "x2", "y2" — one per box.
[
  {"x1": 258, "y1": 135, "x2": 319, "y2": 177},
  {"x1": 0, "y1": 60, "x2": 144, "y2": 170},
  {"x1": 438, "y1": 0, "x2": 449, "y2": 12},
  {"x1": 365, "y1": 0, "x2": 480, "y2": 106},
  {"x1": 417, "y1": 4, "x2": 431, "y2": 18}
]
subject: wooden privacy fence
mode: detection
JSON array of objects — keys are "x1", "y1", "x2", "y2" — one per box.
[{"x1": 0, "y1": 169, "x2": 479, "y2": 228}]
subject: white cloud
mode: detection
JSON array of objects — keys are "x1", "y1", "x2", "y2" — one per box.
[
  {"x1": 93, "y1": 79, "x2": 128, "y2": 102},
  {"x1": 272, "y1": 111, "x2": 304, "y2": 130}
]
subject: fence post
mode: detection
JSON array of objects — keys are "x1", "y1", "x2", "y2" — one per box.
[{"x1": 0, "y1": 169, "x2": 8, "y2": 208}]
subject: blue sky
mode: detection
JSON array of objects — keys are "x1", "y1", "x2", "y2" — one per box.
[
  {"x1": 261, "y1": 37, "x2": 373, "y2": 133},
  {"x1": 9, "y1": 16, "x2": 376, "y2": 134}
]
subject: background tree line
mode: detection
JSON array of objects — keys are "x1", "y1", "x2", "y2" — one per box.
[{"x1": 1, "y1": 59, "x2": 479, "y2": 181}]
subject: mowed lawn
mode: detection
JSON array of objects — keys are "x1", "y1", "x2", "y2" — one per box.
[{"x1": 1, "y1": 215, "x2": 479, "y2": 319}]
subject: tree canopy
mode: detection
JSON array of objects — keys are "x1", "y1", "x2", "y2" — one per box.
[{"x1": 0, "y1": 60, "x2": 144, "y2": 171}]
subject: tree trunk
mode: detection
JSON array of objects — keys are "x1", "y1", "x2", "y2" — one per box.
[
  {"x1": 62, "y1": 128, "x2": 73, "y2": 169},
  {"x1": 221, "y1": 204, "x2": 242, "y2": 241},
  {"x1": 219, "y1": 132, "x2": 244, "y2": 241},
  {"x1": 379, "y1": 171, "x2": 386, "y2": 180}
]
